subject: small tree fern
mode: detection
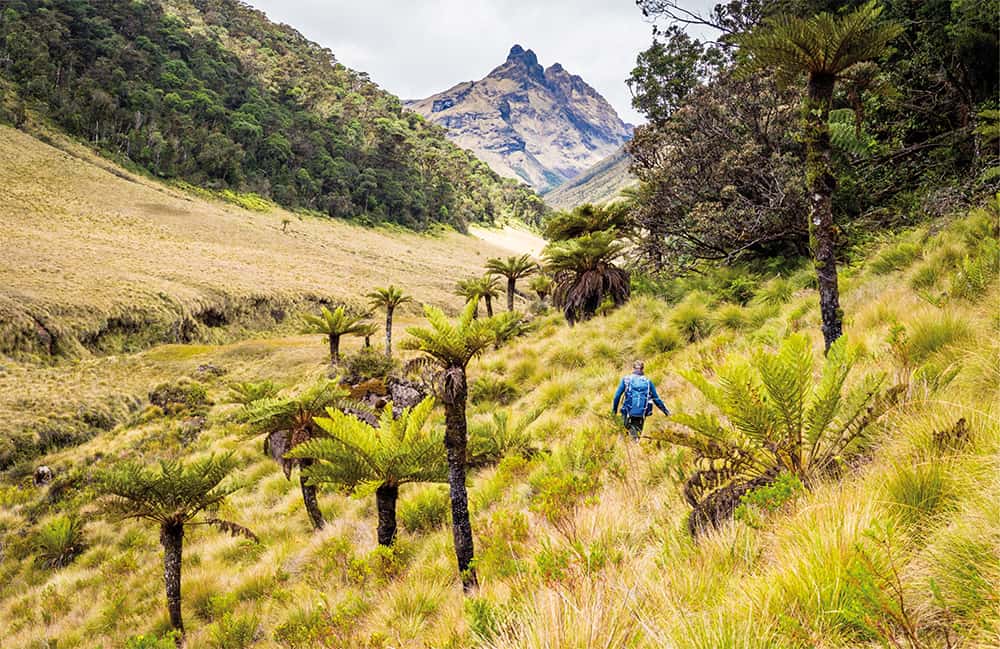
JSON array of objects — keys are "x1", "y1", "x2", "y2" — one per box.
[
  {"x1": 301, "y1": 306, "x2": 370, "y2": 362},
  {"x1": 287, "y1": 397, "x2": 447, "y2": 546},
  {"x1": 96, "y1": 454, "x2": 255, "y2": 636},
  {"x1": 239, "y1": 380, "x2": 360, "y2": 530},
  {"x1": 656, "y1": 334, "x2": 888, "y2": 534},
  {"x1": 485, "y1": 254, "x2": 539, "y2": 312}
]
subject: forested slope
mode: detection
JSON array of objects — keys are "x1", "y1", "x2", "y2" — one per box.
[{"x1": 0, "y1": 0, "x2": 546, "y2": 229}]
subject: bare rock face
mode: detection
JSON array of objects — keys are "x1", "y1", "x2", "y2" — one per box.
[
  {"x1": 34, "y1": 465, "x2": 54, "y2": 486},
  {"x1": 406, "y1": 45, "x2": 632, "y2": 193}
]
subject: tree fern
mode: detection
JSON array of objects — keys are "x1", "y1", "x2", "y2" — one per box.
[{"x1": 658, "y1": 333, "x2": 888, "y2": 532}]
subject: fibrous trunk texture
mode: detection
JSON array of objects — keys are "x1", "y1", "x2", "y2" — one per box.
[
  {"x1": 376, "y1": 483, "x2": 399, "y2": 546},
  {"x1": 441, "y1": 365, "x2": 478, "y2": 592},
  {"x1": 299, "y1": 458, "x2": 325, "y2": 530},
  {"x1": 160, "y1": 521, "x2": 185, "y2": 635}
]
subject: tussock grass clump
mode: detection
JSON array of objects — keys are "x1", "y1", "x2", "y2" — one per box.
[
  {"x1": 399, "y1": 485, "x2": 450, "y2": 534},
  {"x1": 671, "y1": 297, "x2": 715, "y2": 343},
  {"x1": 470, "y1": 375, "x2": 519, "y2": 405},
  {"x1": 752, "y1": 277, "x2": 795, "y2": 306},
  {"x1": 712, "y1": 304, "x2": 750, "y2": 331},
  {"x1": 639, "y1": 326, "x2": 682, "y2": 355},
  {"x1": 906, "y1": 313, "x2": 974, "y2": 363},
  {"x1": 883, "y1": 460, "x2": 958, "y2": 529},
  {"x1": 871, "y1": 241, "x2": 922, "y2": 274}
]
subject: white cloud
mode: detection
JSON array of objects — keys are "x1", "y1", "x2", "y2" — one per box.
[{"x1": 246, "y1": 0, "x2": 717, "y2": 126}]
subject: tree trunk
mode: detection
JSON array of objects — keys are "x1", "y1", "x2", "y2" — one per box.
[
  {"x1": 441, "y1": 366, "x2": 478, "y2": 592},
  {"x1": 506, "y1": 278, "x2": 516, "y2": 311},
  {"x1": 299, "y1": 459, "x2": 325, "y2": 530},
  {"x1": 364, "y1": 335, "x2": 371, "y2": 348},
  {"x1": 328, "y1": 334, "x2": 341, "y2": 363},
  {"x1": 375, "y1": 483, "x2": 399, "y2": 546},
  {"x1": 805, "y1": 72, "x2": 843, "y2": 351},
  {"x1": 160, "y1": 521, "x2": 185, "y2": 635},
  {"x1": 385, "y1": 308, "x2": 394, "y2": 358},
  {"x1": 484, "y1": 295, "x2": 494, "y2": 318}
]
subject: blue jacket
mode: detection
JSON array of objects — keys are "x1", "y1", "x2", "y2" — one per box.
[{"x1": 613, "y1": 372, "x2": 669, "y2": 417}]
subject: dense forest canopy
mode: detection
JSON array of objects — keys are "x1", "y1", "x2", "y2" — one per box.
[
  {"x1": 626, "y1": 0, "x2": 998, "y2": 273},
  {"x1": 0, "y1": 0, "x2": 548, "y2": 230}
]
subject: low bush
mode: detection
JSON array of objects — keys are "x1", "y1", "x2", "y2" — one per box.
[
  {"x1": 125, "y1": 632, "x2": 181, "y2": 649},
  {"x1": 208, "y1": 611, "x2": 260, "y2": 649},
  {"x1": 225, "y1": 380, "x2": 280, "y2": 405},
  {"x1": 950, "y1": 238, "x2": 999, "y2": 301},
  {"x1": 734, "y1": 472, "x2": 803, "y2": 528},
  {"x1": 148, "y1": 378, "x2": 210, "y2": 414},
  {"x1": 342, "y1": 348, "x2": 397, "y2": 382},
  {"x1": 753, "y1": 277, "x2": 794, "y2": 306},
  {"x1": 713, "y1": 304, "x2": 750, "y2": 331}
]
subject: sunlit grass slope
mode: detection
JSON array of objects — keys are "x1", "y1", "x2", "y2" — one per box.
[
  {"x1": 1, "y1": 202, "x2": 997, "y2": 648},
  {"x1": 0, "y1": 124, "x2": 517, "y2": 359}
]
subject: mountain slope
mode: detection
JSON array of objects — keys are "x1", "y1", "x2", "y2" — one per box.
[
  {"x1": 0, "y1": 0, "x2": 544, "y2": 229},
  {"x1": 0, "y1": 124, "x2": 519, "y2": 362},
  {"x1": 1, "y1": 201, "x2": 997, "y2": 648},
  {"x1": 406, "y1": 45, "x2": 632, "y2": 192},
  {"x1": 542, "y1": 146, "x2": 636, "y2": 209}
]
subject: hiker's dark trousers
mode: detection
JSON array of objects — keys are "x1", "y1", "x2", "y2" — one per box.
[{"x1": 623, "y1": 414, "x2": 645, "y2": 440}]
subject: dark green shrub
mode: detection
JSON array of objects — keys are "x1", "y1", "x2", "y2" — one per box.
[
  {"x1": 734, "y1": 472, "x2": 803, "y2": 528},
  {"x1": 342, "y1": 348, "x2": 397, "y2": 382},
  {"x1": 148, "y1": 379, "x2": 210, "y2": 414}
]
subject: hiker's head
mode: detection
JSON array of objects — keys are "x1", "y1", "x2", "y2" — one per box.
[{"x1": 632, "y1": 360, "x2": 645, "y2": 374}]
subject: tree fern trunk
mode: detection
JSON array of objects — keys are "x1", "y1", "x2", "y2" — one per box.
[
  {"x1": 299, "y1": 459, "x2": 325, "y2": 530},
  {"x1": 806, "y1": 72, "x2": 842, "y2": 351},
  {"x1": 160, "y1": 521, "x2": 185, "y2": 635},
  {"x1": 376, "y1": 483, "x2": 399, "y2": 546},
  {"x1": 507, "y1": 278, "x2": 516, "y2": 311},
  {"x1": 385, "y1": 308, "x2": 393, "y2": 358},
  {"x1": 329, "y1": 335, "x2": 340, "y2": 363},
  {"x1": 484, "y1": 296, "x2": 494, "y2": 318},
  {"x1": 441, "y1": 366, "x2": 478, "y2": 592}
]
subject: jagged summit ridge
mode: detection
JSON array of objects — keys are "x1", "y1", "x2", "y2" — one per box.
[{"x1": 406, "y1": 45, "x2": 632, "y2": 192}]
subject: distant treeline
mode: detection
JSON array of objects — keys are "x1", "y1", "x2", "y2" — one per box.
[{"x1": 0, "y1": 0, "x2": 548, "y2": 230}]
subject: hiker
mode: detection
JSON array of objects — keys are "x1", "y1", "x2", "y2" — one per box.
[{"x1": 612, "y1": 360, "x2": 669, "y2": 440}]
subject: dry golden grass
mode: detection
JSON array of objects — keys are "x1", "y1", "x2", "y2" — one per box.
[
  {"x1": 0, "y1": 124, "x2": 542, "y2": 356},
  {"x1": 0, "y1": 194, "x2": 997, "y2": 648}
]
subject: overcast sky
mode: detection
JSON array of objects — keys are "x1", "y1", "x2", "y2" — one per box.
[{"x1": 246, "y1": 1, "x2": 717, "y2": 125}]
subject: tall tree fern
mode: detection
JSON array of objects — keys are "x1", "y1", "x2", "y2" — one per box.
[{"x1": 740, "y1": 1, "x2": 902, "y2": 350}]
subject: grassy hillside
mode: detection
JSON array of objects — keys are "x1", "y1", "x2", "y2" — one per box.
[
  {"x1": 0, "y1": 124, "x2": 534, "y2": 361},
  {"x1": 0, "y1": 0, "x2": 546, "y2": 229},
  {"x1": 542, "y1": 147, "x2": 636, "y2": 210},
  {"x1": 1, "y1": 199, "x2": 996, "y2": 648}
]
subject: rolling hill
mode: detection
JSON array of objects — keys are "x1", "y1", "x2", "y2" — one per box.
[{"x1": 541, "y1": 146, "x2": 636, "y2": 209}]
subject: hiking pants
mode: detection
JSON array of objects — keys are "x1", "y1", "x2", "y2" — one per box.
[{"x1": 622, "y1": 414, "x2": 645, "y2": 440}]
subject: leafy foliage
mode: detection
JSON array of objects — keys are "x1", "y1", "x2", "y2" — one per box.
[
  {"x1": 301, "y1": 306, "x2": 370, "y2": 361},
  {"x1": 33, "y1": 514, "x2": 86, "y2": 568},
  {"x1": 545, "y1": 230, "x2": 630, "y2": 325},
  {"x1": 96, "y1": 453, "x2": 251, "y2": 534},
  {"x1": 401, "y1": 303, "x2": 497, "y2": 369},
  {"x1": 468, "y1": 408, "x2": 542, "y2": 466},
  {"x1": 543, "y1": 204, "x2": 632, "y2": 242},
  {"x1": 225, "y1": 380, "x2": 280, "y2": 405},
  {"x1": 289, "y1": 397, "x2": 447, "y2": 494},
  {"x1": 661, "y1": 334, "x2": 886, "y2": 514}
]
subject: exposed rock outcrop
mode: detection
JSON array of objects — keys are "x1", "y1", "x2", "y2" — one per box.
[{"x1": 406, "y1": 45, "x2": 632, "y2": 193}]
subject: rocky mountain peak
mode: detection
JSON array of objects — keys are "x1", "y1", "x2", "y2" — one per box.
[{"x1": 406, "y1": 46, "x2": 632, "y2": 193}]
